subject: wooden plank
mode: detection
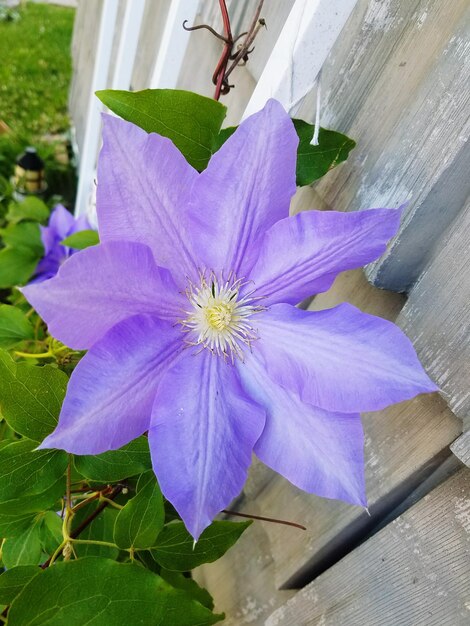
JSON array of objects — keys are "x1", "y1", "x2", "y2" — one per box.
[
  {"x1": 452, "y1": 432, "x2": 470, "y2": 468},
  {"x1": 131, "y1": 0, "x2": 170, "y2": 91},
  {"x1": 69, "y1": 0, "x2": 103, "y2": 156},
  {"x1": 111, "y1": 0, "x2": 146, "y2": 90},
  {"x1": 176, "y1": 7, "x2": 257, "y2": 126},
  {"x1": 244, "y1": 0, "x2": 359, "y2": 118},
  {"x1": 296, "y1": 0, "x2": 470, "y2": 292},
  {"x1": 398, "y1": 199, "x2": 470, "y2": 428},
  {"x1": 149, "y1": 0, "x2": 199, "y2": 89},
  {"x1": 266, "y1": 467, "x2": 470, "y2": 626},
  {"x1": 74, "y1": 0, "x2": 120, "y2": 217}
]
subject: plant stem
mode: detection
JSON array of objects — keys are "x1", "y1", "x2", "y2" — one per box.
[
  {"x1": 223, "y1": 508, "x2": 306, "y2": 530},
  {"x1": 14, "y1": 349, "x2": 53, "y2": 359},
  {"x1": 213, "y1": 0, "x2": 232, "y2": 100},
  {"x1": 41, "y1": 484, "x2": 123, "y2": 569},
  {"x1": 70, "y1": 485, "x2": 123, "y2": 539},
  {"x1": 71, "y1": 538, "x2": 118, "y2": 550}
]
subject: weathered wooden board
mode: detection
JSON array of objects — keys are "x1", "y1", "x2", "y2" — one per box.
[
  {"x1": 176, "y1": 9, "x2": 256, "y2": 126},
  {"x1": 69, "y1": 0, "x2": 103, "y2": 155},
  {"x1": 452, "y1": 432, "x2": 470, "y2": 468},
  {"x1": 398, "y1": 199, "x2": 470, "y2": 429},
  {"x1": 131, "y1": 0, "x2": 169, "y2": 91},
  {"x1": 176, "y1": 0, "x2": 297, "y2": 125},
  {"x1": 266, "y1": 467, "x2": 470, "y2": 626},
  {"x1": 296, "y1": 0, "x2": 470, "y2": 292}
]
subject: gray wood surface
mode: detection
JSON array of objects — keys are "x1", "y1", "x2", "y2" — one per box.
[
  {"x1": 69, "y1": 0, "x2": 103, "y2": 155},
  {"x1": 266, "y1": 467, "x2": 470, "y2": 626},
  {"x1": 131, "y1": 0, "x2": 169, "y2": 91},
  {"x1": 398, "y1": 199, "x2": 470, "y2": 428},
  {"x1": 297, "y1": 0, "x2": 470, "y2": 292},
  {"x1": 452, "y1": 432, "x2": 470, "y2": 468}
]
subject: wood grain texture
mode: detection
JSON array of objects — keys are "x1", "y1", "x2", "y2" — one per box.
[
  {"x1": 452, "y1": 432, "x2": 470, "y2": 468},
  {"x1": 266, "y1": 468, "x2": 470, "y2": 626},
  {"x1": 296, "y1": 0, "x2": 470, "y2": 292},
  {"x1": 398, "y1": 199, "x2": 470, "y2": 427},
  {"x1": 175, "y1": 8, "x2": 256, "y2": 126},
  {"x1": 131, "y1": 0, "x2": 169, "y2": 91},
  {"x1": 69, "y1": 0, "x2": 103, "y2": 155}
]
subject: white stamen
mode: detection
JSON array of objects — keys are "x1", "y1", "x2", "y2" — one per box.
[{"x1": 180, "y1": 271, "x2": 262, "y2": 362}]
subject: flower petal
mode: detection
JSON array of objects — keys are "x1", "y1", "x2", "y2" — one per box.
[
  {"x1": 188, "y1": 99, "x2": 298, "y2": 276},
  {"x1": 22, "y1": 241, "x2": 183, "y2": 350},
  {"x1": 254, "y1": 303, "x2": 438, "y2": 413},
  {"x1": 250, "y1": 208, "x2": 401, "y2": 305},
  {"x1": 40, "y1": 315, "x2": 182, "y2": 455},
  {"x1": 97, "y1": 114, "x2": 199, "y2": 283},
  {"x1": 48, "y1": 204, "x2": 76, "y2": 241},
  {"x1": 149, "y1": 351, "x2": 265, "y2": 540},
  {"x1": 238, "y1": 354, "x2": 366, "y2": 505}
]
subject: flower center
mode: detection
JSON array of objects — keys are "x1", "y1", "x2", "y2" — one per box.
[
  {"x1": 181, "y1": 272, "x2": 262, "y2": 362},
  {"x1": 206, "y1": 302, "x2": 233, "y2": 331}
]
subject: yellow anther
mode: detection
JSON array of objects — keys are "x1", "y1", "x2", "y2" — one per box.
[{"x1": 206, "y1": 303, "x2": 233, "y2": 330}]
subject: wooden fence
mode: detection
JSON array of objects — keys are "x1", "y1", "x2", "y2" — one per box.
[{"x1": 69, "y1": 1, "x2": 470, "y2": 623}]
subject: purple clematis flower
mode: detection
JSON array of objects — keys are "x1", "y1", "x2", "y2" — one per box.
[
  {"x1": 22, "y1": 100, "x2": 437, "y2": 539},
  {"x1": 32, "y1": 204, "x2": 91, "y2": 283}
]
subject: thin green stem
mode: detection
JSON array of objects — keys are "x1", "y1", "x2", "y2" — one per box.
[
  {"x1": 14, "y1": 349, "x2": 53, "y2": 359},
  {"x1": 71, "y1": 538, "x2": 119, "y2": 550},
  {"x1": 99, "y1": 495, "x2": 124, "y2": 510}
]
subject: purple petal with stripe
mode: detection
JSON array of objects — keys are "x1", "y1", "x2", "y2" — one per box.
[
  {"x1": 187, "y1": 99, "x2": 298, "y2": 276},
  {"x1": 40, "y1": 315, "x2": 182, "y2": 454},
  {"x1": 149, "y1": 351, "x2": 265, "y2": 540},
  {"x1": 97, "y1": 114, "x2": 199, "y2": 284},
  {"x1": 238, "y1": 353, "x2": 366, "y2": 505},
  {"x1": 254, "y1": 303, "x2": 438, "y2": 413},
  {"x1": 250, "y1": 208, "x2": 401, "y2": 305},
  {"x1": 22, "y1": 241, "x2": 184, "y2": 350}
]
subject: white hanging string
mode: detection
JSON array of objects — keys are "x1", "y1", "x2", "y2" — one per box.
[{"x1": 310, "y1": 68, "x2": 322, "y2": 146}]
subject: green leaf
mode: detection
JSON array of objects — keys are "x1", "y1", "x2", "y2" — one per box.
[
  {"x1": 293, "y1": 119, "x2": 356, "y2": 185},
  {"x1": 161, "y1": 569, "x2": 214, "y2": 610},
  {"x1": 0, "y1": 304, "x2": 34, "y2": 348},
  {"x1": 0, "y1": 439, "x2": 67, "y2": 502},
  {"x1": 38, "y1": 510, "x2": 63, "y2": 555},
  {"x1": 151, "y1": 520, "x2": 251, "y2": 571},
  {"x1": 0, "y1": 478, "x2": 64, "y2": 517},
  {"x1": 0, "y1": 247, "x2": 40, "y2": 288},
  {"x1": 6, "y1": 197, "x2": 50, "y2": 224},
  {"x1": 0, "y1": 221, "x2": 43, "y2": 287},
  {"x1": 8, "y1": 558, "x2": 223, "y2": 625},
  {"x1": 74, "y1": 435, "x2": 151, "y2": 482},
  {"x1": 61, "y1": 229, "x2": 99, "y2": 250},
  {"x1": 0, "y1": 566, "x2": 41, "y2": 604},
  {"x1": 0, "y1": 350, "x2": 68, "y2": 441},
  {"x1": 96, "y1": 89, "x2": 227, "y2": 170},
  {"x1": 0, "y1": 511, "x2": 38, "y2": 537},
  {"x1": 1, "y1": 221, "x2": 43, "y2": 255},
  {"x1": 2, "y1": 520, "x2": 43, "y2": 568},
  {"x1": 213, "y1": 119, "x2": 356, "y2": 186},
  {"x1": 114, "y1": 470, "x2": 164, "y2": 550},
  {"x1": 72, "y1": 505, "x2": 119, "y2": 560}
]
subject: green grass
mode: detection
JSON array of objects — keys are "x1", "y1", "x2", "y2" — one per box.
[
  {"x1": 0, "y1": 2, "x2": 75, "y2": 137},
  {"x1": 0, "y1": 2, "x2": 76, "y2": 208}
]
